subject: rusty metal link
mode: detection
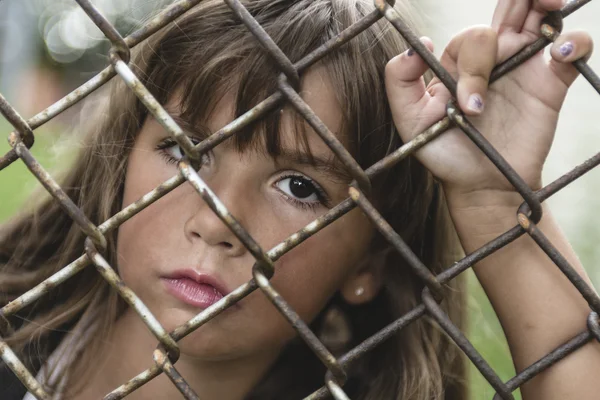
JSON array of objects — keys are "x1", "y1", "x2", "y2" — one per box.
[
  {"x1": 422, "y1": 288, "x2": 515, "y2": 400},
  {"x1": 516, "y1": 210, "x2": 600, "y2": 314},
  {"x1": 111, "y1": 55, "x2": 200, "y2": 161},
  {"x1": 0, "y1": 93, "x2": 34, "y2": 148},
  {"x1": 0, "y1": 0, "x2": 204, "y2": 172},
  {"x1": 305, "y1": 304, "x2": 429, "y2": 400},
  {"x1": 0, "y1": 255, "x2": 90, "y2": 318},
  {"x1": 562, "y1": 0, "x2": 594, "y2": 16},
  {"x1": 348, "y1": 186, "x2": 445, "y2": 300},
  {"x1": 75, "y1": 0, "x2": 131, "y2": 64},
  {"x1": 84, "y1": 239, "x2": 181, "y2": 360},
  {"x1": 252, "y1": 264, "x2": 348, "y2": 384},
  {"x1": 324, "y1": 371, "x2": 351, "y2": 400},
  {"x1": 540, "y1": 11, "x2": 565, "y2": 40},
  {"x1": 541, "y1": 17, "x2": 600, "y2": 96},
  {"x1": 587, "y1": 312, "x2": 600, "y2": 342},
  {"x1": 8, "y1": 132, "x2": 108, "y2": 252},
  {"x1": 445, "y1": 100, "x2": 544, "y2": 222},
  {"x1": 223, "y1": 0, "x2": 300, "y2": 87},
  {"x1": 373, "y1": 0, "x2": 457, "y2": 94},
  {"x1": 2, "y1": 0, "x2": 600, "y2": 398},
  {"x1": 574, "y1": 58, "x2": 600, "y2": 94},
  {"x1": 493, "y1": 330, "x2": 593, "y2": 400},
  {"x1": 377, "y1": 0, "x2": 544, "y2": 221},
  {"x1": 1, "y1": 173, "x2": 185, "y2": 320},
  {"x1": 0, "y1": 339, "x2": 50, "y2": 400},
  {"x1": 153, "y1": 348, "x2": 200, "y2": 400},
  {"x1": 278, "y1": 76, "x2": 372, "y2": 195},
  {"x1": 178, "y1": 158, "x2": 275, "y2": 276}
]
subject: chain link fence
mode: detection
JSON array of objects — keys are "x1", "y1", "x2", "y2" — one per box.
[{"x1": 1, "y1": 0, "x2": 600, "y2": 399}]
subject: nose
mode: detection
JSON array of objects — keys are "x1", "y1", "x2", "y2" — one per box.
[{"x1": 183, "y1": 179, "x2": 249, "y2": 257}]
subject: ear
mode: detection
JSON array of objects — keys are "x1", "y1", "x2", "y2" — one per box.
[{"x1": 339, "y1": 248, "x2": 388, "y2": 305}]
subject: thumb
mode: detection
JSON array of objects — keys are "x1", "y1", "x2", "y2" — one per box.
[
  {"x1": 549, "y1": 31, "x2": 594, "y2": 88},
  {"x1": 385, "y1": 37, "x2": 435, "y2": 139}
]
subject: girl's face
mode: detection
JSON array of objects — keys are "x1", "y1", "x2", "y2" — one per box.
[{"x1": 116, "y1": 69, "x2": 378, "y2": 362}]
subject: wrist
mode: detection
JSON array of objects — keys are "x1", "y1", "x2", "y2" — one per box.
[
  {"x1": 443, "y1": 187, "x2": 528, "y2": 246},
  {"x1": 444, "y1": 187, "x2": 525, "y2": 214}
]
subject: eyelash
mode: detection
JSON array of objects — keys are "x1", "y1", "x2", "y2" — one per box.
[
  {"x1": 155, "y1": 137, "x2": 330, "y2": 211},
  {"x1": 274, "y1": 173, "x2": 330, "y2": 211},
  {"x1": 155, "y1": 137, "x2": 206, "y2": 165}
]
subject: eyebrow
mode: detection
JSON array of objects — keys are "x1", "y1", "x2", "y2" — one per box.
[
  {"x1": 169, "y1": 114, "x2": 211, "y2": 141},
  {"x1": 166, "y1": 112, "x2": 353, "y2": 183},
  {"x1": 276, "y1": 148, "x2": 353, "y2": 184}
]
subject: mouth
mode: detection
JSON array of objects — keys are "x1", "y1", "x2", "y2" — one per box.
[{"x1": 161, "y1": 269, "x2": 228, "y2": 309}]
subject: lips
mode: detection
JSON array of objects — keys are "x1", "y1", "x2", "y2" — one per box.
[{"x1": 161, "y1": 269, "x2": 228, "y2": 308}]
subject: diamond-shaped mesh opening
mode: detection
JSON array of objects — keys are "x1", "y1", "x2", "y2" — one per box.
[{"x1": 1, "y1": 0, "x2": 600, "y2": 399}]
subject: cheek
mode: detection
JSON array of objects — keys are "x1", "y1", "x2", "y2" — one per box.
[
  {"x1": 117, "y1": 146, "x2": 182, "y2": 273},
  {"x1": 265, "y1": 210, "x2": 372, "y2": 322}
]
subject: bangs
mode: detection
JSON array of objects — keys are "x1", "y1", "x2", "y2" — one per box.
[
  {"x1": 177, "y1": 49, "x2": 316, "y2": 163},
  {"x1": 137, "y1": 0, "x2": 412, "y2": 172},
  {"x1": 140, "y1": 0, "x2": 344, "y2": 164}
]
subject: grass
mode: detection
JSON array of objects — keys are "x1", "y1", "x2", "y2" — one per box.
[{"x1": 0, "y1": 119, "x2": 521, "y2": 398}]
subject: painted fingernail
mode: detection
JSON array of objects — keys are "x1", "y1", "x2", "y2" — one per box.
[
  {"x1": 559, "y1": 41, "x2": 574, "y2": 57},
  {"x1": 407, "y1": 48, "x2": 415, "y2": 56},
  {"x1": 467, "y1": 94, "x2": 484, "y2": 113}
]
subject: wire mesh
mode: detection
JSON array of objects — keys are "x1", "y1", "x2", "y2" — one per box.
[{"x1": 0, "y1": 0, "x2": 599, "y2": 399}]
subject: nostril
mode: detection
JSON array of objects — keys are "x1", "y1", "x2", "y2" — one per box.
[{"x1": 221, "y1": 242, "x2": 234, "y2": 249}]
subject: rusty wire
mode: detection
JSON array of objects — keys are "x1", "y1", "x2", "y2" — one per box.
[{"x1": 0, "y1": 0, "x2": 599, "y2": 399}]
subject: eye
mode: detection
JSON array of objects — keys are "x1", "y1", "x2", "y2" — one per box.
[
  {"x1": 274, "y1": 174, "x2": 329, "y2": 210},
  {"x1": 156, "y1": 137, "x2": 209, "y2": 165}
]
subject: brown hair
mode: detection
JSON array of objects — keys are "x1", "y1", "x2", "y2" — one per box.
[{"x1": 1, "y1": 0, "x2": 467, "y2": 399}]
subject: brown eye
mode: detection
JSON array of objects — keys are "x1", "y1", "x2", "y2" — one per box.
[
  {"x1": 276, "y1": 175, "x2": 320, "y2": 202},
  {"x1": 290, "y1": 177, "x2": 316, "y2": 199}
]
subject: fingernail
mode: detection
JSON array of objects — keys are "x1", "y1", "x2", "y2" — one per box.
[
  {"x1": 559, "y1": 41, "x2": 574, "y2": 57},
  {"x1": 407, "y1": 48, "x2": 415, "y2": 56},
  {"x1": 467, "y1": 94, "x2": 484, "y2": 113}
]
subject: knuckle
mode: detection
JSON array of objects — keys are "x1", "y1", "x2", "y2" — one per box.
[
  {"x1": 460, "y1": 62, "x2": 492, "y2": 80},
  {"x1": 468, "y1": 25, "x2": 497, "y2": 45},
  {"x1": 460, "y1": 76, "x2": 488, "y2": 92}
]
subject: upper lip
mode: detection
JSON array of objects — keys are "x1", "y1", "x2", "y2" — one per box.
[{"x1": 162, "y1": 269, "x2": 230, "y2": 296}]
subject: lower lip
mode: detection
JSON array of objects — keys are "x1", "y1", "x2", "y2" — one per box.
[{"x1": 162, "y1": 278, "x2": 224, "y2": 308}]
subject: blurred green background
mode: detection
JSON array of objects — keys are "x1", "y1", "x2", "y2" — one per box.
[{"x1": 2, "y1": 1, "x2": 600, "y2": 399}]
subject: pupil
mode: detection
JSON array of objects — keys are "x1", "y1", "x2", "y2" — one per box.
[{"x1": 290, "y1": 177, "x2": 314, "y2": 198}]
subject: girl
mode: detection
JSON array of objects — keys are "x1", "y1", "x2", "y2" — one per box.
[{"x1": 1, "y1": 0, "x2": 599, "y2": 399}]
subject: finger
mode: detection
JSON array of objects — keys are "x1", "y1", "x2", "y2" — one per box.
[
  {"x1": 492, "y1": 0, "x2": 562, "y2": 33},
  {"x1": 450, "y1": 26, "x2": 498, "y2": 115},
  {"x1": 535, "y1": 0, "x2": 564, "y2": 12},
  {"x1": 522, "y1": 0, "x2": 564, "y2": 37},
  {"x1": 549, "y1": 30, "x2": 594, "y2": 87},
  {"x1": 385, "y1": 37, "x2": 435, "y2": 111},
  {"x1": 492, "y1": 0, "x2": 529, "y2": 33}
]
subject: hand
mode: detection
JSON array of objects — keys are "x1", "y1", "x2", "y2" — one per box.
[{"x1": 385, "y1": 0, "x2": 594, "y2": 200}]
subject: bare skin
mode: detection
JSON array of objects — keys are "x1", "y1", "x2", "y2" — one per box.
[
  {"x1": 75, "y1": 69, "x2": 379, "y2": 400},
  {"x1": 386, "y1": 0, "x2": 600, "y2": 398},
  {"x1": 74, "y1": 0, "x2": 600, "y2": 399}
]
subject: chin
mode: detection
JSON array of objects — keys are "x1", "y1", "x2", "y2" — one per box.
[{"x1": 154, "y1": 307, "x2": 242, "y2": 353}]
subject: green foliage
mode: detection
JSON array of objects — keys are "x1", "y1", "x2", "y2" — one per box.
[
  {"x1": 0, "y1": 120, "x2": 72, "y2": 222},
  {"x1": 467, "y1": 270, "x2": 522, "y2": 399}
]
